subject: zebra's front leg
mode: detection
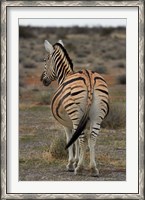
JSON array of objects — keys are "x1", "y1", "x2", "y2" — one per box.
[
  {"x1": 88, "y1": 124, "x2": 100, "y2": 177},
  {"x1": 75, "y1": 133, "x2": 87, "y2": 175},
  {"x1": 64, "y1": 127, "x2": 74, "y2": 172}
]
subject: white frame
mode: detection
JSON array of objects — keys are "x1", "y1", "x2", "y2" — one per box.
[{"x1": 1, "y1": 1, "x2": 144, "y2": 199}]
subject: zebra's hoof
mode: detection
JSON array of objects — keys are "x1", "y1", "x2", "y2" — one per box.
[
  {"x1": 73, "y1": 161, "x2": 78, "y2": 168},
  {"x1": 74, "y1": 166, "x2": 83, "y2": 175},
  {"x1": 66, "y1": 163, "x2": 74, "y2": 172},
  {"x1": 90, "y1": 168, "x2": 99, "y2": 177}
]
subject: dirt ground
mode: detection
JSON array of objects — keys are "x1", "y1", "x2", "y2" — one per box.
[
  {"x1": 19, "y1": 105, "x2": 126, "y2": 181},
  {"x1": 19, "y1": 26, "x2": 126, "y2": 181}
]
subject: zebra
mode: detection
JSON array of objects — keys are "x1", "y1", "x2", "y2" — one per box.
[{"x1": 41, "y1": 40, "x2": 109, "y2": 176}]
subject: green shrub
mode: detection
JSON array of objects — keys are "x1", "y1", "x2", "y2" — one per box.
[
  {"x1": 55, "y1": 27, "x2": 67, "y2": 39},
  {"x1": 116, "y1": 61, "x2": 125, "y2": 68},
  {"x1": 77, "y1": 51, "x2": 87, "y2": 58},
  {"x1": 102, "y1": 102, "x2": 126, "y2": 129},
  {"x1": 23, "y1": 61, "x2": 37, "y2": 69},
  {"x1": 93, "y1": 66, "x2": 107, "y2": 74},
  {"x1": 40, "y1": 91, "x2": 52, "y2": 105},
  {"x1": 19, "y1": 80, "x2": 25, "y2": 87},
  {"x1": 66, "y1": 42, "x2": 76, "y2": 52},
  {"x1": 100, "y1": 27, "x2": 115, "y2": 36},
  {"x1": 117, "y1": 74, "x2": 126, "y2": 84},
  {"x1": 49, "y1": 135, "x2": 67, "y2": 159},
  {"x1": 19, "y1": 26, "x2": 36, "y2": 38}
]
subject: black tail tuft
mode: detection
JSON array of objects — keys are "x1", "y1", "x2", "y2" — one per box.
[{"x1": 65, "y1": 110, "x2": 89, "y2": 149}]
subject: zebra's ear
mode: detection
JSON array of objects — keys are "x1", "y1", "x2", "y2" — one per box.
[
  {"x1": 44, "y1": 40, "x2": 54, "y2": 54},
  {"x1": 58, "y1": 40, "x2": 64, "y2": 46}
]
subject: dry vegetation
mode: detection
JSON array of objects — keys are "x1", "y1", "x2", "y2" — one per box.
[{"x1": 19, "y1": 26, "x2": 126, "y2": 181}]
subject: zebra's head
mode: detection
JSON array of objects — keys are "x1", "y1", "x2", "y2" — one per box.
[
  {"x1": 40, "y1": 40, "x2": 65, "y2": 86},
  {"x1": 41, "y1": 39, "x2": 73, "y2": 86}
]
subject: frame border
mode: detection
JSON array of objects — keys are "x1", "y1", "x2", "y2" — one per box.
[{"x1": 1, "y1": 1, "x2": 144, "y2": 199}]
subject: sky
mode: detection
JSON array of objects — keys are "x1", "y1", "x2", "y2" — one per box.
[{"x1": 19, "y1": 18, "x2": 126, "y2": 27}]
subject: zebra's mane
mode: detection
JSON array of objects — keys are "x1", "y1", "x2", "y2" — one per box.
[{"x1": 54, "y1": 43, "x2": 74, "y2": 72}]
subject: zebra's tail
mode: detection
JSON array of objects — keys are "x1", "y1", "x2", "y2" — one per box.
[
  {"x1": 65, "y1": 70, "x2": 94, "y2": 149},
  {"x1": 65, "y1": 108, "x2": 89, "y2": 149}
]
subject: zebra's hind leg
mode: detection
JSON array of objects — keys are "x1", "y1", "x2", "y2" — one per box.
[
  {"x1": 64, "y1": 127, "x2": 74, "y2": 172},
  {"x1": 88, "y1": 123, "x2": 100, "y2": 177},
  {"x1": 73, "y1": 140, "x2": 79, "y2": 169},
  {"x1": 75, "y1": 132, "x2": 87, "y2": 175}
]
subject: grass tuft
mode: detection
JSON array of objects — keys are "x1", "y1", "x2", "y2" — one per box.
[
  {"x1": 49, "y1": 135, "x2": 67, "y2": 159},
  {"x1": 102, "y1": 102, "x2": 126, "y2": 129}
]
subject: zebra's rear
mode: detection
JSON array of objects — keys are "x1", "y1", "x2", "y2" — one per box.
[{"x1": 62, "y1": 69, "x2": 109, "y2": 149}]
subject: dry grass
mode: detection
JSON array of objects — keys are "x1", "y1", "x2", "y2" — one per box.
[{"x1": 49, "y1": 135, "x2": 67, "y2": 159}]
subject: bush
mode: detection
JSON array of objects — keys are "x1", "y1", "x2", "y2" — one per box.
[
  {"x1": 40, "y1": 91, "x2": 52, "y2": 105},
  {"x1": 93, "y1": 66, "x2": 107, "y2": 74},
  {"x1": 100, "y1": 27, "x2": 115, "y2": 36},
  {"x1": 116, "y1": 61, "x2": 125, "y2": 68},
  {"x1": 55, "y1": 27, "x2": 67, "y2": 39},
  {"x1": 117, "y1": 74, "x2": 126, "y2": 84},
  {"x1": 102, "y1": 102, "x2": 126, "y2": 129},
  {"x1": 19, "y1": 26, "x2": 36, "y2": 38},
  {"x1": 19, "y1": 80, "x2": 25, "y2": 87},
  {"x1": 23, "y1": 61, "x2": 37, "y2": 69},
  {"x1": 77, "y1": 51, "x2": 87, "y2": 58},
  {"x1": 66, "y1": 42, "x2": 76, "y2": 52},
  {"x1": 49, "y1": 135, "x2": 67, "y2": 159}
]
